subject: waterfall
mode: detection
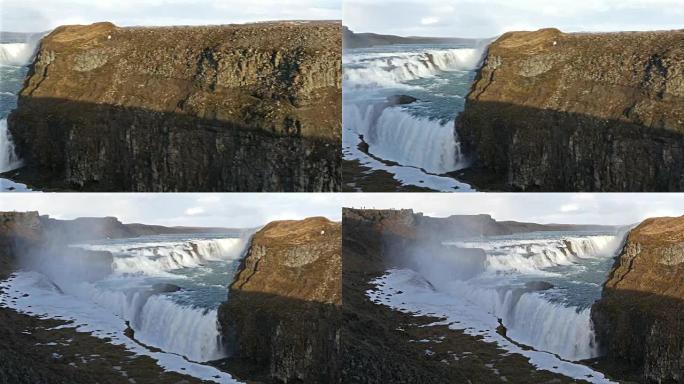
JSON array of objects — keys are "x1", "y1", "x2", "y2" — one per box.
[{"x1": 0, "y1": 119, "x2": 22, "y2": 173}]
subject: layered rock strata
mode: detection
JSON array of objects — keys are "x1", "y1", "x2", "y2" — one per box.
[
  {"x1": 592, "y1": 216, "x2": 684, "y2": 383},
  {"x1": 218, "y1": 217, "x2": 342, "y2": 383},
  {"x1": 457, "y1": 28, "x2": 684, "y2": 191},
  {"x1": 9, "y1": 21, "x2": 341, "y2": 191}
]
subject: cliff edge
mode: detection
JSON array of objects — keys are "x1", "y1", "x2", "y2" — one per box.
[
  {"x1": 8, "y1": 21, "x2": 341, "y2": 192},
  {"x1": 218, "y1": 217, "x2": 341, "y2": 383},
  {"x1": 592, "y1": 216, "x2": 684, "y2": 383},
  {"x1": 457, "y1": 28, "x2": 684, "y2": 191}
]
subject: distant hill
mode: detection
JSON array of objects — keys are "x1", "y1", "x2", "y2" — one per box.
[
  {"x1": 343, "y1": 26, "x2": 484, "y2": 49},
  {"x1": 0, "y1": 31, "x2": 45, "y2": 44},
  {"x1": 39, "y1": 215, "x2": 241, "y2": 243}
]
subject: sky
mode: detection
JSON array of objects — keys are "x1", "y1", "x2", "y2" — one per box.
[
  {"x1": 344, "y1": 0, "x2": 684, "y2": 38},
  {"x1": 0, "y1": 193, "x2": 683, "y2": 228},
  {"x1": 0, "y1": 0, "x2": 341, "y2": 32}
]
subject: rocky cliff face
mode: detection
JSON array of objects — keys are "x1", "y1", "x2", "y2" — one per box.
[
  {"x1": 592, "y1": 216, "x2": 684, "y2": 383},
  {"x1": 0, "y1": 212, "x2": 42, "y2": 278},
  {"x1": 457, "y1": 28, "x2": 684, "y2": 191},
  {"x1": 218, "y1": 217, "x2": 341, "y2": 383},
  {"x1": 9, "y1": 21, "x2": 341, "y2": 192}
]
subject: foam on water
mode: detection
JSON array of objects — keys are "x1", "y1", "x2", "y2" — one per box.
[
  {"x1": 369, "y1": 232, "x2": 625, "y2": 382},
  {"x1": 346, "y1": 103, "x2": 466, "y2": 174},
  {"x1": 76, "y1": 238, "x2": 247, "y2": 277},
  {"x1": 343, "y1": 45, "x2": 487, "y2": 190},
  {"x1": 0, "y1": 272, "x2": 241, "y2": 383},
  {"x1": 453, "y1": 235, "x2": 619, "y2": 275},
  {"x1": 368, "y1": 269, "x2": 616, "y2": 384},
  {"x1": 1, "y1": 234, "x2": 252, "y2": 378},
  {"x1": 344, "y1": 48, "x2": 483, "y2": 89}
]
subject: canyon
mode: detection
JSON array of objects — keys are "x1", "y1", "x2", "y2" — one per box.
[
  {"x1": 6, "y1": 21, "x2": 341, "y2": 192},
  {"x1": 343, "y1": 208, "x2": 682, "y2": 384}
]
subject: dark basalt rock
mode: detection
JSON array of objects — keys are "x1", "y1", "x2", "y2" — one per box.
[
  {"x1": 592, "y1": 216, "x2": 684, "y2": 383},
  {"x1": 387, "y1": 94, "x2": 418, "y2": 105},
  {"x1": 524, "y1": 281, "x2": 554, "y2": 291},
  {"x1": 218, "y1": 217, "x2": 341, "y2": 383},
  {"x1": 9, "y1": 21, "x2": 342, "y2": 192},
  {"x1": 457, "y1": 28, "x2": 684, "y2": 191}
]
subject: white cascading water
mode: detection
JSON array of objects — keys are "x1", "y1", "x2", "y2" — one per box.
[
  {"x1": 0, "y1": 119, "x2": 23, "y2": 172},
  {"x1": 61, "y1": 237, "x2": 251, "y2": 362},
  {"x1": 344, "y1": 47, "x2": 484, "y2": 175},
  {"x1": 80, "y1": 238, "x2": 246, "y2": 277},
  {"x1": 0, "y1": 43, "x2": 37, "y2": 66},
  {"x1": 346, "y1": 103, "x2": 465, "y2": 174},
  {"x1": 455, "y1": 235, "x2": 618, "y2": 274},
  {"x1": 427, "y1": 235, "x2": 620, "y2": 361},
  {"x1": 83, "y1": 287, "x2": 227, "y2": 362},
  {"x1": 344, "y1": 48, "x2": 483, "y2": 89}
]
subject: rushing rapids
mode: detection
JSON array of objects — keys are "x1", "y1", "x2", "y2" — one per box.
[
  {"x1": 343, "y1": 44, "x2": 487, "y2": 190},
  {"x1": 2, "y1": 233, "x2": 252, "y2": 366},
  {"x1": 368, "y1": 231, "x2": 626, "y2": 383}
]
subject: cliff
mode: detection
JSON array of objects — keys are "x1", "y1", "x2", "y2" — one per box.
[
  {"x1": 592, "y1": 216, "x2": 684, "y2": 383},
  {"x1": 218, "y1": 217, "x2": 341, "y2": 383},
  {"x1": 8, "y1": 21, "x2": 341, "y2": 192},
  {"x1": 0, "y1": 212, "x2": 42, "y2": 278},
  {"x1": 457, "y1": 28, "x2": 684, "y2": 191}
]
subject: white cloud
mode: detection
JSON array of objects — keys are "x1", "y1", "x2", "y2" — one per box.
[
  {"x1": 344, "y1": 0, "x2": 684, "y2": 38},
  {"x1": 421, "y1": 17, "x2": 440, "y2": 25},
  {"x1": 184, "y1": 207, "x2": 205, "y2": 216}
]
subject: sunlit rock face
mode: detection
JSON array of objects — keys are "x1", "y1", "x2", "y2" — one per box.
[
  {"x1": 592, "y1": 216, "x2": 684, "y2": 383},
  {"x1": 457, "y1": 28, "x2": 684, "y2": 191},
  {"x1": 218, "y1": 217, "x2": 342, "y2": 383},
  {"x1": 9, "y1": 21, "x2": 341, "y2": 192}
]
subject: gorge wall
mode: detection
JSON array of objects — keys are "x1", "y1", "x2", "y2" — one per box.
[
  {"x1": 218, "y1": 217, "x2": 342, "y2": 383},
  {"x1": 457, "y1": 28, "x2": 684, "y2": 191},
  {"x1": 592, "y1": 216, "x2": 684, "y2": 383},
  {"x1": 8, "y1": 21, "x2": 341, "y2": 192}
]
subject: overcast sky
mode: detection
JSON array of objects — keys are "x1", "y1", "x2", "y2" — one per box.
[
  {"x1": 0, "y1": 194, "x2": 682, "y2": 228},
  {"x1": 0, "y1": 0, "x2": 341, "y2": 32},
  {"x1": 345, "y1": 0, "x2": 684, "y2": 38}
]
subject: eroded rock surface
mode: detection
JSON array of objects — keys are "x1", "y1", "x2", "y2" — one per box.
[
  {"x1": 9, "y1": 21, "x2": 341, "y2": 191},
  {"x1": 218, "y1": 217, "x2": 341, "y2": 383},
  {"x1": 457, "y1": 28, "x2": 684, "y2": 191},
  {"x1": 592, "y1": 216, "x2": 684, "y2": 383}
]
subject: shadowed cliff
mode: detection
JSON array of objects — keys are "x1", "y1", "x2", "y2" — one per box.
[
  {"x1": 592, "y1": 216, "x2": 684, "y2": 383},
  {"x1": 218, "y1": 217, "x2": 342, "y2": 383},
  {"x1": 8, "y1": 21, "x2": 341, "y2": 192},
  {"x1": 457, "y1": 28, "x2": 684, "y2": 192},
  {"x1": 8, "y1": 97, "x2": 340, "y2": 192}
]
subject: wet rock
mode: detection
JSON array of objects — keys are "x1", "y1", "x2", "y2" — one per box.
[
  {"x1": 387, "y1": 94, "x2": 418, "y2": 105},
  {"x1": 524, "y1": 281, "x2": 554, "y2": 291},
  {"x1": 152, "y1": 283, "x2": 182, "y2": 293}
]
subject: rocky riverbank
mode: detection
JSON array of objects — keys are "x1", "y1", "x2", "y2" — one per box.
[
  {"x1": 457, "y1": 28, "x2": 684, "y2": 191},
  {"x1": 592, "y1": 216, "x2": 684, "y2": 383},
  {"x1": 0, "y1": 211, "x2": 204, "y2": 383},
  {"x1": 218, "y1": 217, "x2": 341, "y2": 383},
  {"x1": 341, "y1": 208, "x2": 594, "y2": 383},
  {"x1": 7, "y1": 21, "x2": 341, "y2": 192}
]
